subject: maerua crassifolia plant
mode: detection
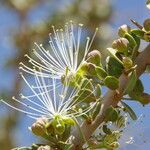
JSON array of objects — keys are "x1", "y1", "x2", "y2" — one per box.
[{"x1": 1, "y1": 1, "x2": 150, "y2": 150}]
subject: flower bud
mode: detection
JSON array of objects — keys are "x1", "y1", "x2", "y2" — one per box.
[
  {"x1": 37, "y1": 145, "x2": 51, "y2": 150},
  {"x1": 122, "y1": 57, "x2": 133, "y2": 69},
  {"x1": 112, "y1": 38, "x2": 129, "y2": 52},
  {"x1": 118, "y1": 24, "x2": 131, "y2": 37},
  {"x1": 31, "y1": 117, "x2": 47, "y2": 136},
  {"x1": 143, "y1": 18, "x2": 150, "y2": 31},
  {"x1": 87, "y1": 50, "x2": 101, "y2": 66}
]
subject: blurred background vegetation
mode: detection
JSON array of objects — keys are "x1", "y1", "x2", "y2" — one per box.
[{"x1": 0, "y1": 0, "x2": 149, "y2": 150}]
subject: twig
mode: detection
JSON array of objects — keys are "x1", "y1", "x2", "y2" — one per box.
[{"x1": 72, "y1": 44, "x2": 150, "y2": 149}]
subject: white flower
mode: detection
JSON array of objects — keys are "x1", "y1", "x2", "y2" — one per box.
[
  {"x1": 19, "y1": 21, "x2": 98, "y2": 79},
  {"x1": 1, "y1": 70, "x2": 95, "y2": 120}
]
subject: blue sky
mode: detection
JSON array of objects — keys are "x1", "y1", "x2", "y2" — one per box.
[{"x1": 0, "y1": 0, "x2": 150, "y2": 149}]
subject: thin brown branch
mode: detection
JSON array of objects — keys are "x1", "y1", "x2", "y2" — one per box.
[{"x1": 72, "y1": 44, "x2": 150, "y2": 149}]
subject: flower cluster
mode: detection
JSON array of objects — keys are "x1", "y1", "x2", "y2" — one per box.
[
  {"x1": 1, "y1": 21, "x2": 99, "y2": 146},
  {"x1": 1, "y1": 18, "x2": 149, "y2": 150},
  {"x1": 19, "y1": 21, "x2": 98, "y2": 79}
]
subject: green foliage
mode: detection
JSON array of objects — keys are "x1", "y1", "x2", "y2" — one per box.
[
  {"x1": 107, "y1": 48, "x2": 123, "y2": 65},
  {"x1": 95, "y1": 84, "x2": 102, "y2": 97},
  {"x1": 124, "y1": 70, "x2": 137, "y2": 94},
  {"x1": 95, "y1": 66, "x2": 108, "y2": 80},
  {"x1": 105, "y1": 106, "x2": 119, "y2": 122},
  {"x1": 121, "y1": 101, "x2": 137, "y2": 120},
  {"x1": 104, "y1": 76, "x2": 119, "y2": 90},
  {"x1": 106, "y1": 56, "x2": 123, "y2": 78},
  {"x1": 2, "y1": 1, "x2": 150, "y2": 150}
]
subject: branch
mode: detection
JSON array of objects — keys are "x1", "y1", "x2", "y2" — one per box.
[{"x1": 72, "y1": 44, "x2": 150, "y2": 149}]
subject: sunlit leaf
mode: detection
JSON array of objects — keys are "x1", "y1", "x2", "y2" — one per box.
[
  {"x1": 106, "y1": 56, "x2": 123, "y2": 78},
  {"x1": 107, "y1": 48, "x2": 123, "y2": 65},
  {"x1": 105, "y1": 106, "x2": 118, "y2": 122},
  {"x1": 121, "y1": 101, "x2": 137, "y2": 120},
  {"x1": 124, "y1": 70, "x2": 137, "y2": 94}
]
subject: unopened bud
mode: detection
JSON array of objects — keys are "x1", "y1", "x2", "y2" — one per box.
[
  {"x1": 122, "y1": 57, "x2": 133, "y2": 69},
  {"x1": 87, "y1": 50, "x2": 101, "y2": 66},
  {"x1": 31, "y1": 117, "x2": 47, "y2": 136},
  {"x1": 143, "y1": 18, "x2": 150, "y2": 31},
  {"x1": 118, "y1": 24, "x2": 131, "y2": 37},
  {"x1": 112, "y1": 38, "x2": 129, "y2": 52}
]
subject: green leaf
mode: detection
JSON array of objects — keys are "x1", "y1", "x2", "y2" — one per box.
[
  {"x1": 146, "y1": 0, "x2": 150, "y2": 9},
  {"x1": 121, "y1": 101, "x2": 137, "y2": 120},
  {"x1": 62, "y1": 116, "x2": 75, "y2": 126},
  {"x1": 131, "y1": 33, "x2": 140, "y2": 55},
  {"x1": 95, "y1": 66, "x2": 108, "y2": 80},
  {"x1": 104, "y1": 76, "x2": 119, "y2": 90},
  {"x1": 102, "y1": 125, "x2": 112, "y2": 135},
  {"x1": 129, "y1": 79, "x2": 144, "y2": 97},
  {"x1": 124, "y1": 70, "x2": 137, "y2": 94},
  {"x1": 107, "y1": 48, "x2": 123, "y2": 65},
  {"x1": 131, "y1": 33, "x2": 141, "y2": 60},
  {"x1": 105, "y1": 106, "x2": 118, "y2": 122},
  {"x1": 124, "y1": 33, "x2": 137, "y2": 50},
  {"x1": 131, "y1": 29, "x2": 145, "y2": 38},
  {"x1": 92, "y1": 102, "x2": 101, "y2": 119},
  {"x1": 95, "y1": 84, "x2": 102, "y2": 97},
  {"x1": 75, "y1": 89, "x2": 96, "y2": 103},
  {"x1": 106, "y1": 56, "x2": 124, "y2": 78},
  {"x1": 80, "y1": 78, "x2": 93, "y2": 90}
]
